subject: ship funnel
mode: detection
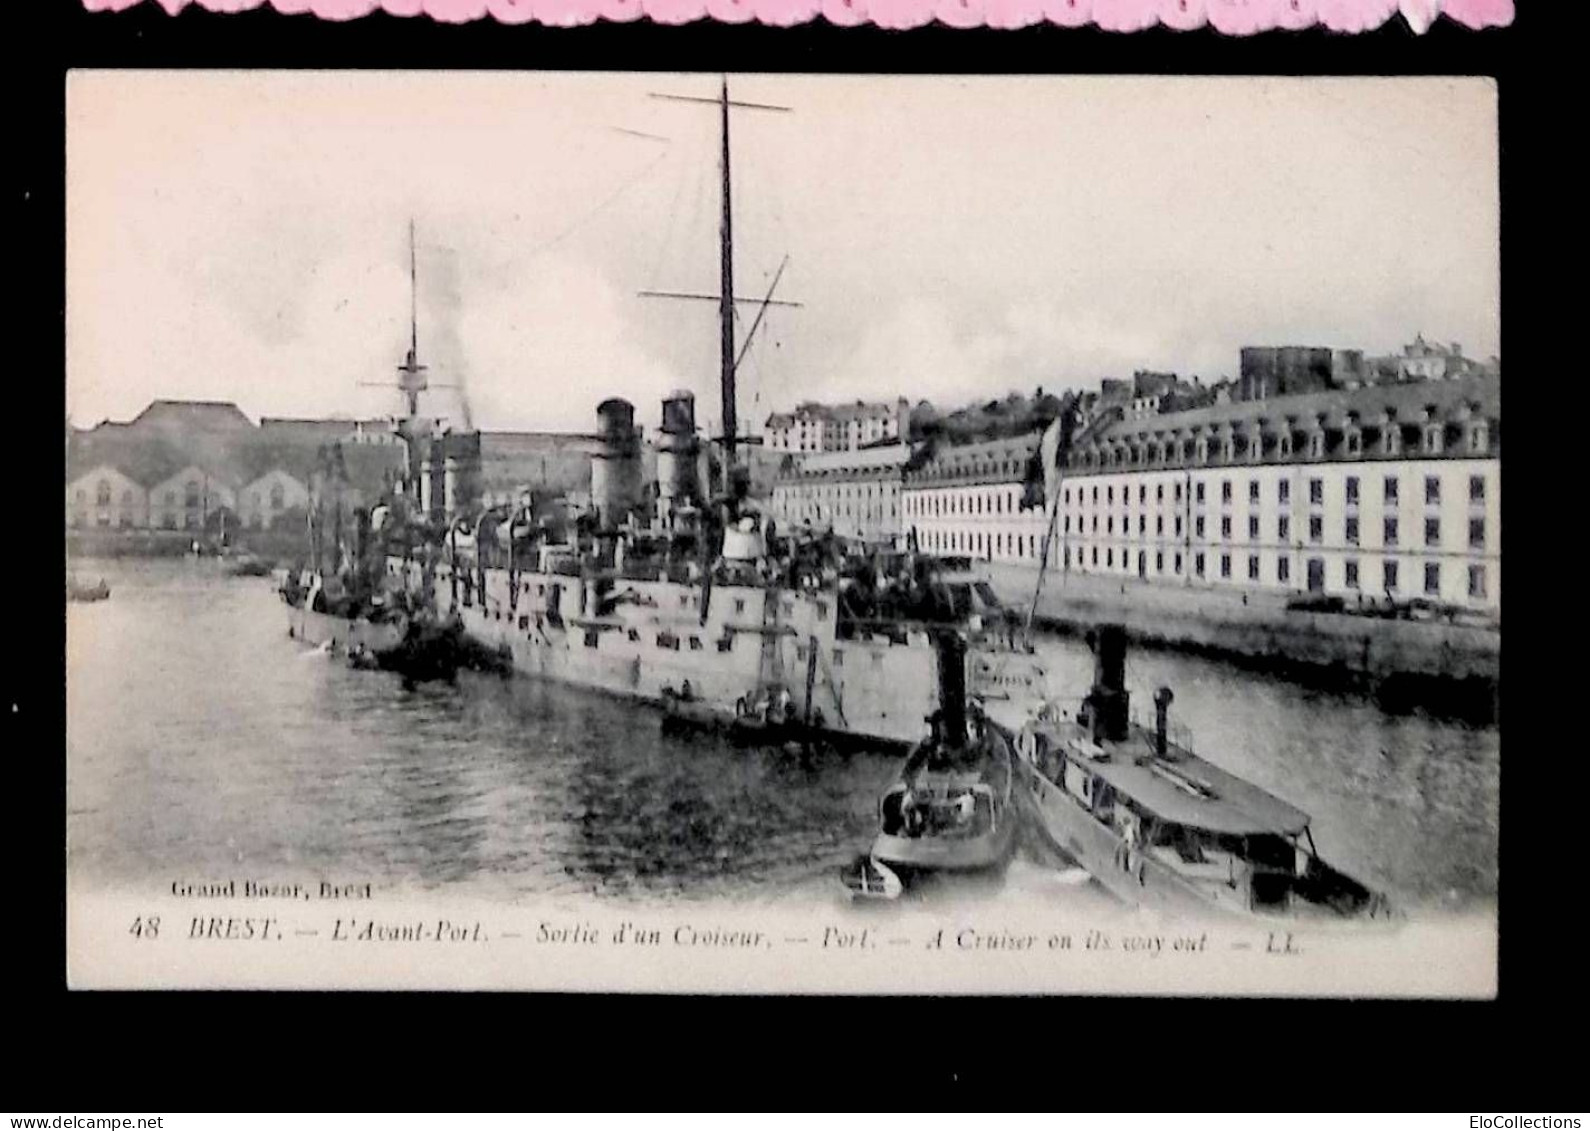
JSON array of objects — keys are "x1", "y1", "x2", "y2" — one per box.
[
  {"x1": 592, "y1": 397, "x2": 642, "y2": 528},
  {"x1": 1154, "y1": 686, "x2": 1175, "y2": 759},
  {"x1": 656, "y1": 391, "x2": 700, "y2": 526},
  {"x1": 1086, "y1": 624, "x2": 1130, "y2": 744},
  {"x1": 934, "y1": 631, "x2": 969, "y2": 748}
]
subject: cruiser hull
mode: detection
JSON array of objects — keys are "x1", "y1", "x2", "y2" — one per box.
[
  {"x1": 394, "y1": 558, "x2": 983, "y2": 749},
  {"x1": 287, "y1": 605, "x2": 408, "y2": 654}
]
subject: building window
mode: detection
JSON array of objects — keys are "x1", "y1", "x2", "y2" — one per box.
[
  {"x1": 1138, "y1": 515, "x2": 1146, "y2": 534},
  {"x1": 1107, "y1": 486, "x2": 1114, "y2": 504},
  {"x1": 1278, "y1": 557, "x2": 1290, "y2": 584},
  {"x1": 1174, "y1": 483, "x2": 1183, "y2": 503},
  {"x1": 584, "y1": 630, "x2": 601, "y2": 648},
  {"x1": 1248, "y1": 554, "x2": 1260, "y2": 581},
  {"x1": 1345, "y1": 560, "x2": 1359, "y2": 589},
  {"x1": 1220, "y1": 516, "x2": 1231, "y2": 540},
  {"x1": 1345, "y1": 476, "x2": 1359, "y2": 506},
  {"x1": 1248, "y1": 515, "x2": 1259, "y2": 540},
  {"x1": 1156, "y1": 516, "x2": 1164, "y2": 535},
  {"x1": 1469, "y1": 475, "x2": 1485, "y2": 503},
  {"x1": 1278, "y1": 480, "x2": 1290, "y2": 505},
  {"x1": 1468, "y1": 565, "x2": 1487, "y2": 599},
  {"x1": 96, "y1": 481, "x2": 112, "y2": 506},
  {"x1": 1309, "y1": 515, "x2": 1323, "y2": 543},
  {"x1": 1174, "y1": 517, "x2": 1183, "y2": 537},
  {"x1": 1385, "y1": 517, "x2": 1399, "y2": 547},
  {"x1": 1309, "y1": 479, "x2": 1323, "y2": 506},
  {"x1": 1424, "y1": 563, "x2": 1441, "y2": 595},
  {"x1": 1384, "y1": 476, "x2": 1399, "y2": 504},
  {"x1": 1425, "y1": 518, "x2": 1441, "y2": 547},
  {"x1": 1156, "y1": 552, "x2": 1164, "y2": 573},
  {"x1": 1139, "y1": 484, "x2": 1147, "y2": 504},
  {"x1": 1221, "y1": 480, "x2": 1232, "y2": 504},
  {"x1": 1384, "y1": 561, "x2": 1398, "y2": 593},
  {"x1": 1091, "y1": 547, "x2": 1098, "y2": 566},
  {"x1": 1469, "y1": 518, "x2": 1485, "y2": 549},
  {"x1": 1277, "y1": 515, "x2": 1290, "y2": 541},
  {"x1": 1195, "y1": 483, "x2": 1205, "y2": 504},
  {"x1": 1220, "y1": 553, "x2": 1231, "y2": 579},
  {"x1": 1248, "y1": 480, "x2": 1259, "y2": 503},
  {"x1": 1106, "y1": 549, "x2": 1113, "y2": 568},
  {"x1": 1174, "y1": 552, "x2": 1183, "y2": 574},
  {"x1": 1156, "y1": 484, "x2": 1164, "y2": 503},
  {"x1": 1345, "y1": 517, "x2": 1359, "y2": 545},
  {"x1": 1107, "y1": 517, "x2": 1114, "y2": 535},
  {"x1": 1195, "y1": 516, "x2": 1205, "y2": 539},
  {"x1": 1195, "y1": 553, "x2": 1205, "y2": 577},
  {"x1": 1425, "y1": 476, "x2": 1440, "y2": 505}
]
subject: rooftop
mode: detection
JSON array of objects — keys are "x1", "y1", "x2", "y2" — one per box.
[{"x1": 1085, "y1": 372, "x2": 1499, "y2": 445}]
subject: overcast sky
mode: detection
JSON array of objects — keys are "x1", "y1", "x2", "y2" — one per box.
[{"x1": 67, "y1": 72, "x2": 1498, "y2": 436}]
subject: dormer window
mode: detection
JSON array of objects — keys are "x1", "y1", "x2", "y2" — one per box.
[
  {"x1": 1424, "y1": 425, "x2": 1443, "y2": 455},
  {"x1": 1196, "y1": 438, "x2": 1209, "y2": 463},
  {"x1": 1345, "y1": 429, "x2": 1362, "y2": 455},
  {"x1": 1278, "y1": 433, "x2": 1292, "y2": 457},
  {"x1": 1308, "y1": 431, "x2": 1325, "y2": 459},
  {"x1": 1468, "y1": 422, "x2": 1489, "y2": 453}
]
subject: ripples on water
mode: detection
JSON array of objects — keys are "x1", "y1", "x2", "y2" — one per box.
[{"x1": 66, "y1": 558, "x2": 1499, "y2": 912}]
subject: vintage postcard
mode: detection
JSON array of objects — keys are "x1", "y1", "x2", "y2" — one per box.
[{"x1": 65, "y1": 71, "x2": 1500, "y2": 995}]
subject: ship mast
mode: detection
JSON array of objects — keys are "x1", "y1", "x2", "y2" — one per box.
[
  {"x1": 399, "y1": 217, "x2": 427, "y2": 421},
  {"x1": 717, "y1": 78, "x2": 737, "y2": 493},
  {"x1": 644, "y1": 79, "x2": 797, "y2": 500}
]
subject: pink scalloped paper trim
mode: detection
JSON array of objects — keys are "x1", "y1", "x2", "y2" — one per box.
[{"x1": 81, "y1": 0, "x2": 1514, "y2": 30}]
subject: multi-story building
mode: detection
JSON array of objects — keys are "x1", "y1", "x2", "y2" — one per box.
[
  {"x1": 147, "y1": 465, "x2": 238, "y2": 532},
  {"x1": 763, "y1": 399, "x2": 910, "y2": 455},
  {"x1": 769, "y1": 442, "x2": 913, "y2": 546},
  {"x1": 238, "y1": 467, "x2": 312, "y2": 530},
  {"x1": 66, "y1": 465, "x2": 149, "y2": 530},
  {"x1": 902, "y1": 434, "x2": 1048, "y2": 563},
  {"x1": 1049, "y1": 373, "x2": 1501, "y2": 611}
]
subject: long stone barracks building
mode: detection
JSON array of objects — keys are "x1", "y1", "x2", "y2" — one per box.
[
  {"x1": 768, "y1": 442, "x2": 914, "y2": 546},
  {"x1": 902, "y1": 435, "x2": 1049, "y2": 563},
  {"x1": 1052, "y1": 373, "x2": 1501, "y2": 612}
]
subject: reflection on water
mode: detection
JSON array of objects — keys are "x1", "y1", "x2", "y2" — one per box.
[{"x1": 67, "y1": 558, "x2": 1498, "y2": 911}]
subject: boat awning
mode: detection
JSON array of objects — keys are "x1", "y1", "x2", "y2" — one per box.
[{"x1": 1085, "y1": 750, "x2": 1311, "y2": 837}]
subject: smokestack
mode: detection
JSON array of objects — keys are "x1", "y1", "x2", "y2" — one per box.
[
  {"x1": 1087, "y1": 624, "x2": 1130, "y2": 744},
  {"x1": 935, "y1": 631, "x2": 968, "y2": 748},
  {"x1": 1154, "y1": 686, "x2": 1174, "y2": 759}
]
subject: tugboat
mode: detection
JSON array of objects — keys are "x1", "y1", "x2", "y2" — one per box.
[
  {"x1": 1012, "y1": 624, "x2": 1394, "y2": 923},
  {"x1": 842, "y1": 633, "x2": 1019, "y2": 897}
]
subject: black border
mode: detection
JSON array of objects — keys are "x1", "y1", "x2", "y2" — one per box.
[{"x1": 25, "y1": 1, "x2": 1544, "y2": 1102}]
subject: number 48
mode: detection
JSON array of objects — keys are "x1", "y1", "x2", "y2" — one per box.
[{"x1": 128, "y1": 916, "x2": 160, "y2": 940}]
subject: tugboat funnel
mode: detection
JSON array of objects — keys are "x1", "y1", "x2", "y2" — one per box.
[
  {"x1": 1087, "y1": 624, "x2": 1131, "y2": 744},
  {"x1": 1154, "y1": 686, "x2": 1175, "y2": 758},
  {"x1": 934, "y1": 631, "x2": 969, "y2": 748}
]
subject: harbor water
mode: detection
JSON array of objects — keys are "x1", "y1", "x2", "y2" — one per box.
[{"x1": 66, "y1": 557, "x2": 1499, "y2": 912}]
